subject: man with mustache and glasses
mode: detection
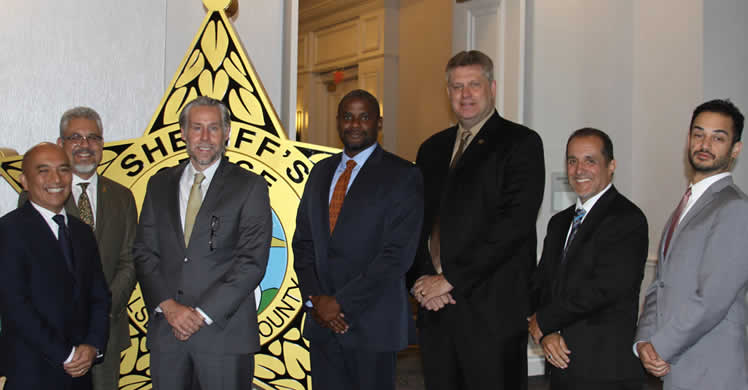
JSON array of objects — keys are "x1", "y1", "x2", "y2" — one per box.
[
  {"x1": 529, "y1": 128, "x2": 648, "y2": 390},
  {"x1": 134, "y1": 96, "x2": 272, "y2": 390},
  {"x1": 1, "y1": 143, "x2": 110, "y2": 390},
  {"x1": 293, "y1": 89, "x2": 423, "y2": 390},
  {"x1": 635, "y1": 99, "x2": 748, "y2": 390},
  {"x1": 18, "y1": 107, "x2": 137, "y2": 390}
]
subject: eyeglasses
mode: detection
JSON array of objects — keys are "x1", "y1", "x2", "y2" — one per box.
[{"x1": 62, "y1": 134, "x2": 104, "y2": 144}]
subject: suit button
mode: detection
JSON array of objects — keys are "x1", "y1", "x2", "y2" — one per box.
[
  {"x1": 184, "y1": 257, "x2": 189, "y2": 263},
  {"x1": 659, "y1": 281, "x2": 664, "y2": 288},
  {"x1": 177, "y1": 290, "x2": 183, "y2": 295}
]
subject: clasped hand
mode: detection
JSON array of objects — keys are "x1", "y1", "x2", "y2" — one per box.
[
  {"x1": 637, "y1": 341, "x2": 670, "y2": 377},
  {"x1": 411, "y1": 274, "x2": 456, "y2": 311},
  {"x1": 63, "y1": 344, "x2": 97, "y2": 378},
  {"x1": 160, "y1": 299, "x2": 206, "y2": 341},
  {"x1": 309, "y1": 295, "x2": 349, "y2": 334}
]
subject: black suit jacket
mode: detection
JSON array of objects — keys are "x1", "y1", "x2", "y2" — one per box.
[
  {"x1": 20, "y1": 175, "x2": 137, "y2": 355},
  {"x1": 409, "y1": 111, "x2": 545, "y2": 339},
  {"x1": 533, "y1": 186, "x2": 647, "y2": 382},
  {"x1": 0, "y1": 202, "x2": 111, "y2": 390},
  {"x1": 293, "y1": 145, "x2": 424, "y2": 352}
]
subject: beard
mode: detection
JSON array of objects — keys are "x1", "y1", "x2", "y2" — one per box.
[
  {"x1": 73, "y1": 163, "x2": 97, "y2": 175},
  {"x1": 688, "y1": 149, "x2": 731, "y2": 173},
  {"x1": 186, "y1": 141, "x2": 225, "y2": 167}
]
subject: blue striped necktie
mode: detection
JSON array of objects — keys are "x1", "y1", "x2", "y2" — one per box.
[{"x1": 562, "y1": 208, "x2": 586, "y2": 263}]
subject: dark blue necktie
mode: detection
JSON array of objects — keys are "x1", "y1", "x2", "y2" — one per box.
[
  {"x1": 52, "y1": 214, "x2": 75, "y2": 272},
  {"x1": 561, "y1": 208, "x2": 586, "y2": 263}
]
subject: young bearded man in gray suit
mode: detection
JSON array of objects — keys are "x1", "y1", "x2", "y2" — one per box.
[
  {"x1": 134, "y1": 97, "x2": 272, "y2": 390},
  {"x1": 19, "y1": 107, "x2": 138, "y2": 390},
  {"x1": 635, "y1": 99, "x2": 748, "y2": 390}
]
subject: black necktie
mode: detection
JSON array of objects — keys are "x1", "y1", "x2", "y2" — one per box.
[{"x1": 52, "y1": 214, "x2": 75, "y2": 272}]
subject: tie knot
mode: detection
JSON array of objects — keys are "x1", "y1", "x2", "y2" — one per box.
[
  {"x1": 460, "y1": 130, "x2": 471, "y2": 142},
  {"x1": 52, "y1": 214, "x2": 66, "y2": 227},
  {"x1": 79, "y1": 182, "x2": 89, "y2": 192},
  {"x1": 345, "y1": 160, "x2": 357, "y2": 170},
  {"x1": 193, "y1": 172, "x2": 206, "y2": 185},
  {"x1": 574, "y1": 208, "x2": 586, "y2": 222}
]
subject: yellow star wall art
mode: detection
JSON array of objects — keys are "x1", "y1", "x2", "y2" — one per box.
[{"x1": 0, "y1": 0, "x2": 337, "y2": 389}]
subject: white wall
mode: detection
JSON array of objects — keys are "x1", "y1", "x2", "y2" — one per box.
[
  {"x1": 0, "y1": 0, "x2": 285, "y2": 215},
  {"x1": 703, "y1": 0, "x2": 748, "y2": 188},
  {"x1": 525, "y1": 0, "x2": 747, "y2": 259}
]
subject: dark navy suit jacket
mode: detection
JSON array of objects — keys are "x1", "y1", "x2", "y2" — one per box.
[
  {"x1": 0, "y1": 202, "x2": 110, "y2": 390},
  {"x1": 293, "y1": 145, "x2": 423, "y2": 352}
]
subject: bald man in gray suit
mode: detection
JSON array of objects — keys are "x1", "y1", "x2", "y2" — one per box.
[{"x1": 635, "y1": 99, "x2": 748, "y2": 390}]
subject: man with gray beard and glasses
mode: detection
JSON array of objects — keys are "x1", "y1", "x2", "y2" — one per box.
[{"x1": 18, "y1": 107, "x2": 137, "y2": 390}]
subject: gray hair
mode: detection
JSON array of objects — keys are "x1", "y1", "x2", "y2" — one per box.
[
  {"x1": 445, "y1": 50, "x2": 494, "y2": 83},
  {"x1": 59, "y1": 106, "x2": 103, "y2": 137},
  {"x1": 178, "y1": 96, "x2": 232, "y2": 133}
]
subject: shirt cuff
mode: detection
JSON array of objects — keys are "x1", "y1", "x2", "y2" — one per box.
[
  {"x1": 196, "y1": 307, "x2": 213, "y2": 325},
  {"x1": 633, "y1": 340, "x2": 644, "y2": 357},
  {"x1": 64, "y1": 346, "x2": 76, "y2": 364}
]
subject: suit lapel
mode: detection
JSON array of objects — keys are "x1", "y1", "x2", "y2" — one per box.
[
  {"x1": 333, "y1": 146, "x2": 383, "y2": 234},
  {"x1": 320, "y1": 154, "x2": 341, "y2": 235},
  {"x1": 664, "y1": 176, "x2": 732, "y2": 262},
  {"x1": 188, "y1": 158, "x2": 230, "y2": 249},
  {"x1": 94, "y1": 176, "x2": 108, "y2": 238},
  {"x1": 64, "y1": 194, "x2": 79, "y2": 219},
  {"x1": 561, "y1": 187, "x2": 619, "y2": 267},
  {"x1": 450, "y1": 111, "x2": 501, "y2": 174},
  {"x1": 169, "y1": 162, "x2": 189, "y2": 247}
]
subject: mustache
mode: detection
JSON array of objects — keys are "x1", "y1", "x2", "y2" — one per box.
[
  {"x1": 693, "y1": 148, "x2": 715, "y2": 159},
  {"x1": 72, "y1": 147, "x2": 95, "y2": 156}
]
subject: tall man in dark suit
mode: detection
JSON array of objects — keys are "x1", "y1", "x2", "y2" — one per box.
[
  {"x1": 133, "y1": 96, "x2": 272, "y2": 390},
  {"x1": 0, "y1": 143, "x2": 111, "y2": 390},
  {"x1": 528, "y1": 128, "x2": 647, "y2": 390},
  {"x1": 635, "y1": 99, "x2": 748, "y2": 390},
  {"x1": 409, "y1": 50, "x2": 545, "y2": 390},
  {"x1": 19, "y1": 106, "x2": 137, "y2": 390},
  {"x1": 293, "y1": 89, "x2": 423, "y2": 390}
]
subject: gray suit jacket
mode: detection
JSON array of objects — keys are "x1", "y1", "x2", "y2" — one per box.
[
  {"x1": 133, "y1": 158, "x2": 271, "y2": 354},
  {"x1": 636, "y1": 176, "x2": 748, "y2": 390},
  {"x1": 19, "y1": 175, "x2": 137, "y2": 354}
]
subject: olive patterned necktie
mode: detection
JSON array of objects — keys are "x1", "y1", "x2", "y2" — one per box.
[{"x1": 78, "y1": 182, "x2": 94, "y2": 228}]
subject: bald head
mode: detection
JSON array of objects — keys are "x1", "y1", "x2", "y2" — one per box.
[{"x1": 20, "y1": 143, "x2": 72, "y2": 213}]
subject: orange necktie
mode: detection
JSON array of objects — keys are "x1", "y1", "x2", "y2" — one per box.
[{"x1": 329, "y1": 160, "x2": 356, "y2": 234}]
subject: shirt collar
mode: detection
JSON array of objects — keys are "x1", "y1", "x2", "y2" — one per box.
[
  {"x1": 341, "y1": 142, "x2": 378, "y2": 169},
  {"x1": 689, "y1": 172, "x2": 731, "y2": 200},
  {"x1": 575, "y1": 182, "x2": 613, "y2": 220},
  {"x1": 30, "y1": 200, "x2": 67, "y2": 223},
  {"x1": 72, "y1": 172, "x2": 98, "y2": 189},
  {"x1": 186, "y1": 157, "x2": 221, "y2": 183},
  {"x1": 458, "y1": 109, "x2": 495, "y2": 137}
]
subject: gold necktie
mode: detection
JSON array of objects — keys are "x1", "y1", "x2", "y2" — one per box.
[
  {"x1": 184, "y1": 172, "x2": 205, "y2": 246},
  {"x1": 78, "y1": 182, "x2": 94, "y2": 228},
  {"x1": 449, "y1": 130, "x2": 471, "y2": 170}
]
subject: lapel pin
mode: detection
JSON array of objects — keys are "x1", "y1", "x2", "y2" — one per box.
[{"x1": 478, "y1": 139, "x2": 485, "y2": 144}]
